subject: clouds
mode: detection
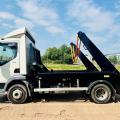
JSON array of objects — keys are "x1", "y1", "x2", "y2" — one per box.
[
  {"x1": 0, "y1": 0, "x2": 65, "y2": 35},
  {"x1": 67, "y1": 0, "x2": 116, "y2": 33},
  {"x1": 0, "y1": 0, "x2": 120, "y2": 54},
  {"x1": 66, "y1": 0, "x2": 120, "y2": 54},
  {"x1": 16, "y1": 0, "x2": 65, "y2": 34},
  {"x1": 0, "y1": 12, "x2": 15, "y2": 20},
  {"x1": 0, "y1": 11, "x2": 33, "y2": 30},
  {"x1": 0, "y1": 0, "x2": 119, "y2": 37}
]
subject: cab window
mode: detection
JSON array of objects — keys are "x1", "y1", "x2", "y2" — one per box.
[{"x1": 0, "y1": 43, "x2": 17, "y2": 66}]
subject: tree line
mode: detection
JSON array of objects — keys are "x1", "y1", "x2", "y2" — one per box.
[
  {"x1": 42, "y1": 44, "x2": 73, "y2": 64},
  {"x1": 108, "y1": 55, "x2": 120, "y2": 65},
  {"x1": 42, "y1": 44, "x2": 120, "y2": 65}
]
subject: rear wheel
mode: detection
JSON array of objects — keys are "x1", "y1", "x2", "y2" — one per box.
[
  {"x1": 7, "y1": 84, "x2": 28, "y2": 104},
  {"x1": 91, "y1": 84, "x2": 112, "y2": 104}
]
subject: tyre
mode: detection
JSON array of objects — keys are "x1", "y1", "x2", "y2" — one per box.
[
  {"x1": 90, "y1": 84, "x2": 112, "y2": 104},
  {"x1": 7, "y1": 84, "x2": 28, "y2": 104}
]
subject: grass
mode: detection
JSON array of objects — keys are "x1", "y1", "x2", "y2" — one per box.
[
  {"x1": 45, "y1": 64, "x2": 86, "y2": 70},
  {"x1": 116, "y1": 65, "x2": 120, "y2": 71},
  {"x1": 44, "y1": 63, "x2": 120, "y2": 71}
]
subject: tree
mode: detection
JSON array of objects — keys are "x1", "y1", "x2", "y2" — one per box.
[
  {"x1": 108, "y1": 55, "x2": 118, "y2": 64},
  {"x1": 42, "y1": 44, "x2": 72, "y2": 64}
]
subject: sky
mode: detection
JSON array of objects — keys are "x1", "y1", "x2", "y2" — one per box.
[{"x1": 0, "y1": 0, "x2": 120, "y2": 55}]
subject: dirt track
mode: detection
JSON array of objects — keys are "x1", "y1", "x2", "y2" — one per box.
[
  {"x1": 0, "y1": 96, "x2": 120, "y2": 120},
  {"x1": 0, "y1": 102, "x2": 120, "y2": 120}
]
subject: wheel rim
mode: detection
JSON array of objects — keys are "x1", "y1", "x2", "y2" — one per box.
[
  {"x1": 95, "y1": 88, "x2": 108, "y2": 101},
  {"x1": 12, "y1": 89, "x2": 23, "y2": 100}
]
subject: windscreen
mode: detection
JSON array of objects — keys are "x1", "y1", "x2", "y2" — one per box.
[{"x1": 0, "y1": 43, "x2": 17, "y2": 66}]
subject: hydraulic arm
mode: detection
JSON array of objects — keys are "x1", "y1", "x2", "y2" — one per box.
[
  {"x1": 70, "y1": 42, "x2": 98, "y2": 71},
  {"x1": 77, "y1": 32, "x2": 119, "y2": 74}
]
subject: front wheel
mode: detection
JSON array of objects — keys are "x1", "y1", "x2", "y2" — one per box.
[
  {"x1": 7, "y1": 84, "x2": 28, "y2": 104},
  {"x1": 90, "y1": 84, "x2": 112, "y2": 104}
]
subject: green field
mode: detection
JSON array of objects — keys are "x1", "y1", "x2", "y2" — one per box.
[
  {"x1": 45, "y1": 64, "x2": 86, "y2": 70},
  {"x1": 45, "y1": 64, "x2": 120, "y2": 71}
]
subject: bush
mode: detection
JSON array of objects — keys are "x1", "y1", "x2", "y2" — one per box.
[
  {"x1": 42, "y1": 44, "x2": 73, "y2": 64},
  {"x1": 108, "y1": 55, "x2": 118, "y2": 64}
]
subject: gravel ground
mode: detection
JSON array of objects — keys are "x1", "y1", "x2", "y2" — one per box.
[{"x1": 0, "y1": 93, "x2": 120, "y2": 120}]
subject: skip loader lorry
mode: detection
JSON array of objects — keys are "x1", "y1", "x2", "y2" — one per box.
[{"x1": 0, "y1": 27, "x2": 120, "y2": 104}]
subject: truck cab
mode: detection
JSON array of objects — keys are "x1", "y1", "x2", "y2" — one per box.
[{"x1": 0, "y1": 28, "x2": 39, "y2": 102}]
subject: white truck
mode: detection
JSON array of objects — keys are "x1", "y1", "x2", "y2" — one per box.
[{"x1": 0, "y1": 28, "x2": 120, "y2": 104}]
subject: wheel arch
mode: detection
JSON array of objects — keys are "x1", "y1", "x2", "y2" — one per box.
[
  {"x1": 87, "y1": 80, "x2": 116, "y2": 97},
  {"x1": 4, "y1": 79, "x2": 32, "y2": 97}
]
